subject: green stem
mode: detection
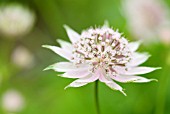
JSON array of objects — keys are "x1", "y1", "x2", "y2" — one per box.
[{"x1": 95, "y1": 80, "x2": 100, "y2": 114}]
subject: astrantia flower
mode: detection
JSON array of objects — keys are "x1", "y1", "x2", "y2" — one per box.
[{"x1": 43, "y1": 22, "x2": 160, "y2": 95}]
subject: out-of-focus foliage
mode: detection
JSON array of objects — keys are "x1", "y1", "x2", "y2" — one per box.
[{"x1": 0, "y1": 0, "x2": 169, "y2": 114}]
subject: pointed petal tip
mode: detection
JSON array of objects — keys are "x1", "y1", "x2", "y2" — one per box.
[
  {"x1": 136, "y1": 39, "x2": 144, "y2": 44},
  {"x1": 56, "y1": 39, "x2": 67, "y2": 45},
  {"x1": 43, "y1": 68, "x2": 47, "y2": 71},
  {"x1": 128, "y1": 40, "x2": 143, "y2": 52},
  {"x1": 156, "y1": 67, "x2": 162, "y2": 70},
  {"x1": 141, "y1": 52, "x2": 150, "y2": 55},
  {"x1": 43, "y1": 65, "x2": 54, "y2": 71},
  {"x1": 151, "y1": 67, "x2": 162, "y2": 72},
  {"x1": 42, "y1": 45, "x2": 48, "y2": 48},
  {"x1": 64, "y1": 83, "x2": 71, "y2": 90},
  {"x1": 109, "y1": 84, "x2": 127, "y2": 96},
  {"x1": 58, "y1": 74, "x2": 71, "y2": 79},
  {"x1": 118, "y1": 89, "x2": 127, "y2": 96},
  {"x1": 57, "y1": 74, "x2": 63, "y2": 77},
  {"x1": 63, "y1": 24, "x2": 72, "y2": 33},
  {"x1": 63, "y1": 24, "x2": 80, "y2": 43},
  {"x1": 64, "y1": 84, "x2": 73, "y2": 90},
  {"x1": 143, "y1": 52, "x2": 152, "y2": 58},
  {"x1": 147, "y1": 54, "x2": 152, "y2": 59},
  {"x1": 150, "y1": 79, "x2": 158, "y2": 82},
  {"x1": 138, "y1": 40, "x2": 143, "y2": 44},
  {"x1": 56, "y1": 39, "x2": 63, "y2": 46},
  {"x1": 42, "y1": 45, "x2": 50, "y2": 48},
  {"x1": 130, "y1": 40, "x2": 143, "y2": 45},
  {"x1": 121, "y1": 90, "x2": 127, "y2": 96},
  {"x1": 56, "y1": 39, "x2": 61, "y2": 42},
  {"x1": 104, "y1": 20, "x2": 109, "y2": 27},
  {"x1": 43, "y1": 67, "x2": 50, "y2": 71},
  {"x1": 63, "y1": 24, "x2": 69, "y2": 29},
  {"x1": 143, "y1": 52, "x2": 151, "y2": 56},
  {"x1": 58, "y1": 74, "x2": 63, "y2": 77},
  {"x1": 64, "y1": 86, "x2": 69, "y2": 90}
]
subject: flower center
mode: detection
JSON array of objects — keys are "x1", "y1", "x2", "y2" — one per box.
[{"x1": 72, "y1": 27, "x2": 132, "y2": 75}]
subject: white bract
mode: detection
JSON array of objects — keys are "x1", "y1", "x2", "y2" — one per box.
[{"x1": 43, "y1": 22, "x2": 160, "y2": 95}]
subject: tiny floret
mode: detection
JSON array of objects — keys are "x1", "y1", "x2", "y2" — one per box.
[{"x1": 43, "y1": 22, "x2": 160, "y2": 95}]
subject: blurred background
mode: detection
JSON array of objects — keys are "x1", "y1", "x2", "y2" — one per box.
[{"x1": 0, "y1": 0, "x2": 170, "y2": 114}]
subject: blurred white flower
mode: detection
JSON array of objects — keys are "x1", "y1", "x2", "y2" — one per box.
[
  {"x1": 2, "y1": 89, "x2": 25, "y2": 112},
  {"x1": 0, "y1": 3, "x2": 35, "y2": 37},
  {"x1": 122, "y1": 0, "x2": 170, "y2": 44},
  {"x1": 12, "y1": 46, "x2": 35, "y2": 68},
  {"x1": 43, "y1": 22, "x2": 160, "y2": 95}
]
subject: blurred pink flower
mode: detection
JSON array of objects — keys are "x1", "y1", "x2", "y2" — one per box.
[
  {"x1": 2, "y1": 89, "x2": 25, "y2": 112},
  {"x1": 158, "y1": 27, "x2": 170, "y2": 45},
  {"x1": 122, "y1": 0, "x2": 170, "y2": 44},
  {"x1": 43, "y1": 22, "x2": 160, "y2": 95},
  {"x1": 11, "y1": 46, "x2": 35, "y2": 69}
]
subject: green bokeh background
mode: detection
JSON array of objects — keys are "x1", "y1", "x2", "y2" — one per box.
[{"x1": 0, "y1": 0, "x2": 170, "y2": 114}]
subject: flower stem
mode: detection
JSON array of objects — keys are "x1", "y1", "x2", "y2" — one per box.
[{"x1": 95, "y1": 80, "x2": 100, "y2": 114}]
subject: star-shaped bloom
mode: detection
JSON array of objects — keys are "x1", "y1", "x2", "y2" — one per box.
[{"x1": 43, "y1": 22, "x2": 160, "y2": 95}]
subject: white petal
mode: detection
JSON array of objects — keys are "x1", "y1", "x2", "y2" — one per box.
[
  {"x1": 65, "y1": 72, "x2": 99, "y2": 89},
  {"x1": 44, "y1": 62, "x2": 89, "y2": 72},
  {"x1": 65, "y1": 81, "x2": 88, "y2": 88},
  {"x1": 42, "y1": 45, "x2": 72, "y2": 61},
  {"x1": 111, "y1": 75, "x2": 157, "y2": 83},
  {"x1": 118, "y1": 67, "x2": 161, "y2": 75},
  {"x1": 98, "y1": 69, "x2": 112, "y2": 83},
  {"x1": 127, "y1": 52, "x2": 151, "y2": 66},
  {"x1": 98, "y1": 70, "x2": 126, "y2": 96},
  {"x1": 64, "y1": 25, "x2": 80, "y2": 43},
  {"x1": 105, "y1": 81, "x2": 126, "y2": 96},
  {"x1": 128, "y1": 41, "x2": 142, "y2": 52},
  {"x1": 61, "y1": 68, "x2": 90, "y2": 78},
  {"x1": 57, "y1": 39, "x2": 73, "y2": 52}
]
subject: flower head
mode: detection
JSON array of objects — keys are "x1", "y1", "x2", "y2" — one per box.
[{"x1": 43, "y1": 22, "x2": 160, "y2": 95}]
